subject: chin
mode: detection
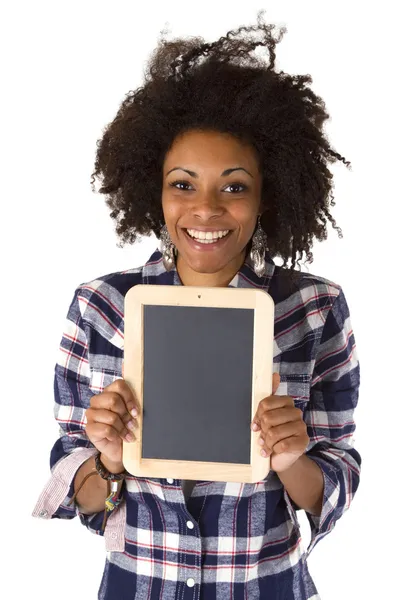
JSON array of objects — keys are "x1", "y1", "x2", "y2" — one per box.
[{"x1": 187, "y1": 259, "x2": 226, "y2": 274}]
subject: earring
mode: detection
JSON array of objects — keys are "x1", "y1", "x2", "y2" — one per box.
[
  {"x1": 250, "y1": 214, "x2": 269, "y2": 278},
  {"x1": 160, "y1": 224, "x2": 176, "y2": 272}
]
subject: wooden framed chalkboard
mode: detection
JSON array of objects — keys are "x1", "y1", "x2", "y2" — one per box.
[{"x1": 122, "y1": 284, "x2": 274, "y2": 483}]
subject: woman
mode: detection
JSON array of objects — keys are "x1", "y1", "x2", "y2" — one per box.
[{"x1": 33, "y1": 13, "x2": 361, "y2": 600}]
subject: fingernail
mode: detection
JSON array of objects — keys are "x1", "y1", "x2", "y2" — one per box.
[
  {"x1": 125, "y1": 433, "x2": 134, "y2": 442},
  {"x1": 127, "y1": 420, "x2": 135, "y2": 431},
  {"x1": 251, "y1": 422, "x2": 259, "y2": 431},
  {"x1": 261, "y1": 449, "x2": 267, "y2": 457},
  {"x1": 258, "y1": 437, "x2": 264, "y2": 446},
  {"x1": 131, "y1": 408, "x2": 138, "y2": 418}
]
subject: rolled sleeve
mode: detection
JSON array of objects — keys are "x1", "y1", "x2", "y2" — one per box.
[
  {"x1": 304, "y1": 288, "x2": 361, "y2": 557},
  {"x1": 32, "y1": 447, "x2": 98, "y2": 520}
]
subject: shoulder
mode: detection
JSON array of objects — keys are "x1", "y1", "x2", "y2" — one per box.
[
  {"x1": 74, "y1": 265, "x2": 145, "y2": 329},
  {"x1": 270, "y1": 265, "x2": 344, "y2": 354},
  {"x1": 78, "y1": 264, "x2": 144, "y2": 296},
  {"x1": 272, "y1": 263, "x2": 342, "y2": 311}
]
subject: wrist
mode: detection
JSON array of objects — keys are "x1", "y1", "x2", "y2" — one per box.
[
  {"x1": 99, "y1": 453, "x2": 125, "y2": 475},
  {"x1": 277, "y1": 454, "x2": 324, "y2": 516},
  {"x1": 276, "y1": 453, "x2": 305, "y2": 476}
]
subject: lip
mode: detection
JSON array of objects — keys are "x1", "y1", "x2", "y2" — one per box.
[
  {"x1": 184, "y1": 227, "x2": 232, "y2": 232},
  {"x1": 182, "y1": 228, "x2": 233, "y2": 251}
]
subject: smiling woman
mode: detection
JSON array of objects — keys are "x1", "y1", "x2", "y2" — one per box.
[{"x1": 33, "y1": 9, "x2": 361, "y2": 600}]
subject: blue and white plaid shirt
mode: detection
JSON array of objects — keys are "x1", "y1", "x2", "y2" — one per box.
[{"x1": 33, "y1": 247, "x2": 361, "y2": 600}]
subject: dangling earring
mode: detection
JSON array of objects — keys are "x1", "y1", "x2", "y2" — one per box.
[
  {"x1": 160, "y1": 224, "x2": 176, "y2": 272},
  {"x1": 250, "y1": 214, "x2": 269, "y2": 278}
]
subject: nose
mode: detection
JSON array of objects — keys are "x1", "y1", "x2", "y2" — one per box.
[{"x1": 191, "y1": 193, "x2": 225, "y2": 221}]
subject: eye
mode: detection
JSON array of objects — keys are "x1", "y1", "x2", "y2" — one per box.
[
  {"x1": 169, "y1": 180, "x2": 193, "y2": 191},
  {"x1": 168, "y1": 180, "x2": 248, "y2": 193},
  {"x1": 225, "y1": 182, "x2": 248, "y2": 193}
]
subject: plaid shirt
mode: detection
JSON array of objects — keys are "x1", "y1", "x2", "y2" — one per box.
[{"x1": 32, "y1": 247, "x2": 361, "y2": 600}]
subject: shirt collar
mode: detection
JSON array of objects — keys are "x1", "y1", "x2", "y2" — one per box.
[{"x1": 142, "y1": 246, "x2": 275, "y2": 292}]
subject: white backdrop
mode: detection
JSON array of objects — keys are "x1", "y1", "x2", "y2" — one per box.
[{"x1": 1, "y1": 1, "x2": 398, "y2": 598}]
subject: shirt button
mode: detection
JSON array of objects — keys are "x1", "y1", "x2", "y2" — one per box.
[
  {"x1": 186, "y1": 521, "x2": 194, "y2": 529},
  {"x1": 166, "y1": 478, "x2": 174, "y2": 484},
  {"x1": 111, "y1": 532, "x2": 117, "y2": 539},
  {"x1": 39, "y1": 509, "x2": 48, "y2": 517},
  {"x1": 186, "y1": 578, "x2": 195, "y2": 588}
]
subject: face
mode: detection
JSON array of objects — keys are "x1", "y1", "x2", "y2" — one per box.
[{"x1": 161, "y1": 129, "x2": 263, "y2": 283}]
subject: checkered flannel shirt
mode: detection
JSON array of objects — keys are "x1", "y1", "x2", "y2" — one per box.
[{"x1": 33, "y1": 248, "x2": 361, "y2": 600}]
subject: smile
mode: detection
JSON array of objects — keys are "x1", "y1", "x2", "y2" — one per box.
[
  {"x1": 186, "y1": 229, "x2": 230, "y2": 243},
  {"x1": 182, "y1": 228, "x2": 233, "y2": 250}
]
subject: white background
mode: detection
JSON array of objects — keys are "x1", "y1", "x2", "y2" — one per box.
[{"x1": 1, "y1": 1, "x2": 398, "y2": 598}]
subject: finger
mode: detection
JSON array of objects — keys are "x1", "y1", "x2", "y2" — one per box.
[
  {"x1": 258, "y1": 394, "x2": 294, "y2": 413},
  {"x1": 90, "y1": 383, "x2": 138, "y2": 419},
  {"x1": 259, "y1": 406, "x2": 303, "y2": 430},
  {"x1": 121, "y1": 411, "x2": 139, "y2": 430},
  {"x1": 108, "y1": 378, "x2": 139, "y2": 417},
  {"x1": 121, "y1": 360, "x2": 136, "y2": 417},
  {"x1": 252, "y1": 395, "x2": 293, "y2": 431},
  {"x1": 85, "y1": 421, "x2": 135, "y2": 444},
  {"x1": 87, "y1": 407, "x2": 135, "y2": 442},
  {"x1": 86, "y1": 406, "x2": 137, "y2": 441},
  {"x1": 89, "y1": 392, "x2": 129, "y2": 420},
  {"x1": 250, "y1": 372, "x2": 283, "y2": 430},
  {"x1": 272, "y1": 372, "x2": 280, "y2": 395},
  {"x1": 271, "y1": 435, "x2": 309, "y2": 455},
  {"x1": 261, "y1": 421, "x2": 307, "y2": 452},
  {"x1": 85, "y1": 421, "x2": 119, "y2": 444}
]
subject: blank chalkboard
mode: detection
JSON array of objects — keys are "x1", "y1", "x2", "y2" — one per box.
[{"x1": 123, "y1": 284, "x2": 274, "y2": 483}]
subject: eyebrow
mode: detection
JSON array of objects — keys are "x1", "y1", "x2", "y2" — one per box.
[{"x1": 166, "y1": 166, "x2": 254, "y2": 179}]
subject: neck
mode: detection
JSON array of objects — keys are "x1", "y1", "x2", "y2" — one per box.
[{"x1": 176, "y1": 250, "x2": 247, "y2": 287}]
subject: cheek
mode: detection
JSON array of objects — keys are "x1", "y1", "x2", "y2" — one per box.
[
  {"x1": 232, "y1": 204, "x2": 257, "y2": 235},
  {"x1": 161, "y1": 195, "x2": 180, "y2": 221}
]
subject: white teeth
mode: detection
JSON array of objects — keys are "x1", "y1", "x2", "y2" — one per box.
[{"x1": 187, "y1": 229, "x2": 229, "y2": 242}]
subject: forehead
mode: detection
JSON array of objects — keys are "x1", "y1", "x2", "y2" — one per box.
[{"x1": 163, "y1": 129, "x2": 259, "y2": 171}]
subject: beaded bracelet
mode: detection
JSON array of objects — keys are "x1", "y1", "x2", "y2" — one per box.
[{"x1": 95, "y1": 453, "x2": 126, "y2": 481}]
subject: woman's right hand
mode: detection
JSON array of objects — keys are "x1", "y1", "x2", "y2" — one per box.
[{"x1": 85, "y1": 363, "x2": 139, "y2": 472}]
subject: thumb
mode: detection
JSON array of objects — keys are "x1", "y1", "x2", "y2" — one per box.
[{"x1": 272, "y1": 372, "x2": 280, "y2": 395}]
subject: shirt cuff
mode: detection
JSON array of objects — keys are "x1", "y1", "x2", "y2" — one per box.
[
  {"x1": 304, "y1": 454, "x2": 341, "y2": 557},
  {"x1": 32, "y1": 447, "x2": 98, "y2": 519},
  {"x1": 33, "y1": 446, "x2": 126, "y2": 550},
  {"x1": 102, "y1": 501, "x2": 126, "y2": 552}
]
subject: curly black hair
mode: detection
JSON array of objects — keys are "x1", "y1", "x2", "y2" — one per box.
[{"x1": 90, "y1": 10, "x2": 350, "y2": 275}]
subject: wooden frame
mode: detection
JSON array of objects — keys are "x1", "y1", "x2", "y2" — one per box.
[{"x1": 123, "y1": 284, "x2": 274, "y2": 483}]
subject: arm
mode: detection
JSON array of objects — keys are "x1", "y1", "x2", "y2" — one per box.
[
  {"x1": 32, "y1": 286, "x2": 125, "y2": 536},
  {"x1": 255, "y1": 371, "x2": 325, "y2": 515},
  {"x1": 293, "y1": 287, "x2": 361, "y2": 557}
]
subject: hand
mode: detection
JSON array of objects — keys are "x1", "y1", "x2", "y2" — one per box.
[
  {"x1": 85, "y1": 362, "x2": 139, "y2": 472},
  {"x1": 251, "y1": 373, "x2": 309, "y2": 473}
]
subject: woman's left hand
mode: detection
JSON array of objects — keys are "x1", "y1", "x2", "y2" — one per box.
[{"x1": 251, "y1": 373, "x2": 310, "y2": 473}]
